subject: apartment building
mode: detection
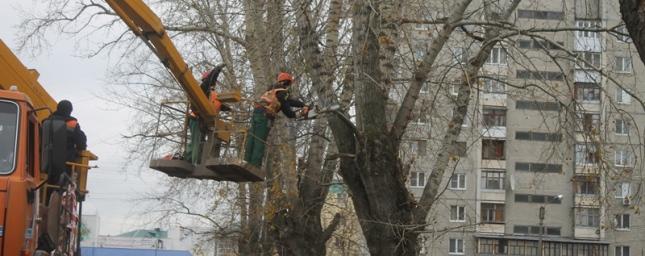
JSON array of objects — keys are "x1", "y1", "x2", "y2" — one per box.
[{"x1": 398, "y1": 0, "x2": 645, "y2": 255}]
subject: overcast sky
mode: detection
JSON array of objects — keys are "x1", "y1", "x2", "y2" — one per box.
[{"x1": 1, "y1": 1, "x2": 168, "y2": 235}]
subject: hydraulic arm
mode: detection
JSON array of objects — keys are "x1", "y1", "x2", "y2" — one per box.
[
  {"x1": 0, "y1": 40, "x2": 57, "y2": 121},
  {"x1": 105, "y1": 0, "x2": 219, "y2": 121}
]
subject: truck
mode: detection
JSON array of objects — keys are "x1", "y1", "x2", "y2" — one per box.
[
  {"x1": 0, "y1": 0, "x2": 262, "y2": 255},
  {"x1": 0, "y1": 39, "x2": 96, "y2": 256}
]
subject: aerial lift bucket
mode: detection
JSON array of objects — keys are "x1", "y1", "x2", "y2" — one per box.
[
  {"x1": 149, "y1": 126, "x2": 264, "y2": 182},
  {"x1": 148, "y1": 102, "x2": 264, "y2": 182}
]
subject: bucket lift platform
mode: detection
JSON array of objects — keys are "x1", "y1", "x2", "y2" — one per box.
[
  {"x1": 149, "y1": 158, "x2": 263, "y2": 182},
  {"x1": 149, "y1": 117, "x2": 264, "y2": 182}
]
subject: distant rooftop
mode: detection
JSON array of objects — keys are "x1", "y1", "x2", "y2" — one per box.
[{"x1": 116, "y1": 228, "x2": 168, "y2": 239}]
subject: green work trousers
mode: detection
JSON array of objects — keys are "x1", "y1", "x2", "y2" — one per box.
[
  {"x1": 244, "y1": 109, "x2": 271, "y2": 167},
  {"x1": 184, "y1": 118, "x2": 202, "y2": 165}
]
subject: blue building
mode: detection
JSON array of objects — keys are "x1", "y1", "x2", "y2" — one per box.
[{"x1": 80, "y1": 247, "x2": 192, "y2": 256}]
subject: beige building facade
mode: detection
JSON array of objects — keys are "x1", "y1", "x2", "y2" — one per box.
[{"x1": 399, "y1": 0, "x2": 645, "y2": 255}]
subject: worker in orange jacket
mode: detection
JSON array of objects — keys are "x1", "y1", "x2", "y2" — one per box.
[
  {"x1": 244, "y1": 72, "x2": 309, "y2": 167},
  {"x1": 184, "y1": 64, "x2": 230, "y2": 164}
]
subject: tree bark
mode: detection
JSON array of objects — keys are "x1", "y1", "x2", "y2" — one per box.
[{"x1": 620, "y1": 0, "x2": 645, "y2": 66}]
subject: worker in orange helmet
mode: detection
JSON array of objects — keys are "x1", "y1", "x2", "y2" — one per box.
[
  {"x1": 244, "y1": 72, "x2": 309, "y2": 167},
  {"x1": 184, "y1": 64, "x2": 231, "y2": 164}
]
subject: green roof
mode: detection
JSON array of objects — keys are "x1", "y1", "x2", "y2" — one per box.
[
  {"x1": 329, "y1": 182, "x2": 345, "y2": 194},
  {"x1": 116, "y1": 229, "x2": 168, "y2": 239}
]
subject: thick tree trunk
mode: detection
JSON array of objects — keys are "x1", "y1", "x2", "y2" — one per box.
[{"x1": 620, "y1": 0, "x2": 645, "y2": 66}]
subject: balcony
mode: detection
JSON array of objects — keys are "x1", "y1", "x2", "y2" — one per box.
[
  {"x1": 482, "y1": 93, "x2": 507, "y2": 106},
  {"x1": 479, "y1": 223, "x2": 505, "y2": 234},
  {"x1": 575, "y1": 194, "x2": 600, "y2": 207},
  {"x1": 574, "y1": 226, "x2": 600, "y2": 239},
  {"x1": 574, "y1": 165, "x2": 600, "y2": 175},
  {"x1": 574, "y1": 20, "x2": 601, "y2": 52},
  {"x1": 481, "y1": 127, "x2": 506, "y2": 138},
  {"x1": 574, "y1": 70, "x2": 601, "y2": 84},
  {"x1": 574, "y1": 37, "x2": 601, "y2": 52},
  {"x1": 482, "y1": 160, "x2": 506, "y2": 169},
  {"x1": 481, "y1": 190, "x2": 506, "y2": 201}
]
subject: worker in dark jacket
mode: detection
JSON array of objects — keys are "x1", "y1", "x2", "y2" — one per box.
[
  {"x1": 184, "y1": 64, "x2": 231, "y2": 164},
  {"x1": 244, "y1": 72, "x2": 309, "y2": 167},
  {"x1": 43, "y1": 100, "x2": 87, "y2": 185}
]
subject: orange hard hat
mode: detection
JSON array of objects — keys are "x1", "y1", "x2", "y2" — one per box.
[{"x1": 277, "y1": 72, "x2": 294, "y2": 83}]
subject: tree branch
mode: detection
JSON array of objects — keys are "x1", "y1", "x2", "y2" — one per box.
[{"x1": 390, "y1": 0, "x2": 473, "y2": 141}]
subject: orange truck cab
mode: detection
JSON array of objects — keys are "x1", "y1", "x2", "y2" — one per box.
[
  {"x1": 0, "y1": 89, "x2": 43, "y2": 255},
  {"x1": 0, "y1": 40, "x2": 95, "y2": 256}
]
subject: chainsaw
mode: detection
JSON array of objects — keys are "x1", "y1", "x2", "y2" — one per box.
[{"x1": 298, "y1": 104, "x2": 341, "y2": 120}]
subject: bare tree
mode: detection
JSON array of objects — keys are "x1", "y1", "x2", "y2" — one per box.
[
  {"x1": 17, "y1": 0, "x2": 346, "y2": 255},
  {"x1": 18, "y1": 0, "x2": 645, "y2": 255}
]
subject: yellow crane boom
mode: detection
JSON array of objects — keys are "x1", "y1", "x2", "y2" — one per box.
[
  {"x1": 105, "y1": 0, "x2": 219, "y2": 121},
  {"x1": 106, "y1": 0, "x2": 261, "y2": 182},
  {"x1": 0, "y1": 40, "x2": 57, "y2": 121}
]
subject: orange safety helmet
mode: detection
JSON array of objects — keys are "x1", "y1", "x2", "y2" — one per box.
[{"x1": 277, "y1": 72, "x2": 294, "y2": 83}]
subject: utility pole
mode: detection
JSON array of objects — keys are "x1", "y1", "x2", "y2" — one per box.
[{"x1": 538, "y1": 206, "x2": 545, "y2": 256}]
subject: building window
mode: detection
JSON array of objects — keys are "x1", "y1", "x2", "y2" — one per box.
[
  {"x1": 574, "y1": 177, "x2": 599, "y2": 195},
  {"x1": 515, "y1": 131, "x2": 562, "y2": 142},
  {"x1": 616, "y1": 26, "x2": 632, "y2": 43},
  {"x1": 615, "y1": 119, "x2": 630, "y2": 135},
  {"x1": 482, "y1": 107, "x2": 506, "y2": 127},
  {"x1": 482, "y1": 78, "x2": 506, "y2": 94},
  {"x1": 450, "y1": 206, "x2": 466, "y2": 222},
  {"x1": 615, "y1": 182, "x2": 631, "y2": 199},
  {"x1": 515, "y1": 162, "x2": 562, "y2": 173},
  {"x1": 450, "y1": 83, "x2": 460, "y2": 95},
  {"x1": 412, "y1": 39, "x2": 426, "y2": 60},
  {"x1": 575, "y1": 52, "x2": 601, "y2": 69},
  {"x1": 517, "y1": 39, "x2": 563, "y2": 50},
  {"x1": 616, "y1": 88, "x2": 632, "y2": 104},
  {"x1": 517, "y1": 10, "x2": 564, "y2": 20},
  {"x1": 616, "y1": 214, "x2": 630, "y2": 230},
  {"x1": 450, "y1": 173, "x2": 466, "y2": 190},
  {"x1": 451, "y1": 47, "x2": 466, "y2": 64},
  {"x1": 481, "y1": 203, "x2": 505, "y2": 223},
  {"x1": 575, "y1": 0, "x2": 600, "y2": 19},
  {"x1": 515, "y1": 100, "x2": 560, "y2": 111},
  {"x1": 545, "y1": 227, "x2": 562, "y2": 236},
  {"x1": 481, "y1": 170, "x2": 505, "y2": 190},
  {"x1": 575, "y1": 144, "x2": 598, "y2": 165},
  {"x1": 616, "y1": 246, "x2": 630, "y2": 256},
  {"x1": 615, "y1": 149, "x2": 632, "y2": 167},
  {"x1": 615, "y1": 56, "x2": 632, "y2": 73},
  {"x1": 576, "y1": 112, "x2": 600, "y2": 133},
  {"x1": 449, "y1": 238, "x2": 465, "y2": 254},
  {"x1": 413, "y1": 112, "x2": 429, "y2": 125},
  {"x1": 479, "y1": 238, "x2": 508, "y2": 254},
  {"x1": 515, "y1": 194, "x2": 562, "y2": 204},
  {"x1": 513, "y1": 225, "x2": 561, "y2": 236},
  {"x1": 409, "y1": 140, "x2": 427, "y2": 155},
  {"x1": 576, "y1": 20, "x2": 601, "y2": 38},
  {"x1": 420, "y1": 82, "x2": 430, "y2": 94},
  {"x1": 516, "y1": 70, "x2": 564, "y2": 81},
  {"x1": 575, "y1": 208, "x2": 600, "y2": 227},
  {"x1": 575, "y1": 83, "x2": 600, "y2": 102},
  {"x1": 486, "y1": 47, "x2": 507, "y2": 65},
  {"x1": 482, "y1": 139, "x2": 505, "y2": 160},
  {"x1": 410, "y1": 171, "x2": 426, "y2": 187}
]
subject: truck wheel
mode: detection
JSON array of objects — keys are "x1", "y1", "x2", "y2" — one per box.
[{"x1": 46, "y1": 191, "x2": 61, "y2": 249}]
